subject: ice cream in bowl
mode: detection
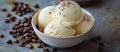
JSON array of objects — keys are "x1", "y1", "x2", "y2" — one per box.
[{"x1": 31, "y1": 0, "x2": 94, "y2": 48}]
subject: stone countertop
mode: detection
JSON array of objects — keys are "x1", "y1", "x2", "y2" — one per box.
[{"x1": 0, "y1": 0, "x2": 120, "y2": 52}]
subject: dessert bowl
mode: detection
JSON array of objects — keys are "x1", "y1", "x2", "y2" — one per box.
[{"x1": 31, "y1": 8, "x2": 94, "y2": 48}]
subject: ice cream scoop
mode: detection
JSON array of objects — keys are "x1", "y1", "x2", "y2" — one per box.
[
  {"x1": 53, "y1": 0, "x2": 83, "y2": 27},
  {"x1": 44, "y1": 20, "x2": 76, "y2": 38},
  {"x1": 74, "y1": 9, "x2": 94, "y2": 35},
  {"x1": 38, "y1": 6, "x2": 55, "y2": 31}
]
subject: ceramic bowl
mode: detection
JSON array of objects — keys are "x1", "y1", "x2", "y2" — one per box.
[{"x1": 31, "y1": 8, "x2": 94, "y2": 48}]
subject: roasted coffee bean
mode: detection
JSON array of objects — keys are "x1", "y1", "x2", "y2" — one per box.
[
  {"x1": 7, "y1": 40, "x2": 13, "y2": 44},
  {"x1": 10, "y1": 16, "x2": 16, "y2": 22},
  {"x1": 12, "y1": 7, "x2": 17, "y2": 11},
  {"x1": 43, "y1": 48, "x2": 50, "y2": 52},
  {"x1": 37, "y1": 44, "x2": 43, "y2": 48},
  {"x1": 24, "y1": 23, "x2": 29, "y2": 27},
  {"x1": 9, "y1": 31, "x2": 14, "y2": 35},
  {"x1": 21, "y1": 37, "x2": 32, "y2": 44},
  {"x1": 14, "y1": 40, "x2": 19, "y2": 43},
  {"x1": 0, "y1": 34, "x2": 4, "y2": 38},
  {"x1": 95, "y1": 36, "x2": 101, "y2": 40},
  {"x1": 28, "y1": 44, "x2": 33, "y2": 49},
  {"x1": 99, "y1": 42, "x2": 105, "y2": 47},
  {"x1": 32, "y1": 39, "x2": 37, "y2": 43},
  {"x1": 4, "y1": 19, "x2": 10, "y2": 23},
  {"x1": 52, "y1": 47, "x2": 58, "y2": 51},
  {"x1": 12, "y1": 34, "x2": 17, "y2": 38},
  {"x1": 1, "y1": 8, "x2": 7, "y2": 11},
  {"x1": 13, "y1": 2, "x2": 18, "y2": 5},
  {"x1": 37, "y1": 39, "x2": 42, "y2": 43},
  {"x1": 98, "y1": 47, "x2": 104, "y2": 52},
  {"x1": 19, "y1": 23, "x2": 24, "y2": 27},
  {"x1": 19, "y1": 43, "x2": 25, "y2": 47},
  {"x1": 25, "y1": 36, "x2": 29, "y2": 39},
  {"x1": 34, "y1": 4, "x2": 40, "y2": 8},
  {"x1": 7, "y1": 13, "x2": 11, "y2": 17}
]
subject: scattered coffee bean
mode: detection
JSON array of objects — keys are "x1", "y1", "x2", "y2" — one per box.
[
  {"x1": 10, "y1": 16, "x2": 16, "y2": 22},
  {"x1": 4, "y1": 19, "x2": 10, "y2": 23},
  {"x1": 44, "y1": 48, "x2": 50, "y2": 52},
  {"x1": 11, "y1": 2, "x2": 34, "y2": 16},
  {"x1": 19, "y1": 43, "x2": 25, "y2": 47},
  {"x1": 98, "y1": 47, "x2": 104, "y2": 52},
  {"x1": 34, "y1": 4, "x2": 40, "y2": 8},
  {"x1": 28, "y1": 44, "x2": 33, "y2": 49},
  {"x1": 1, "y1": 8, "x2": 7, "y2": 11},
  {"x1": 7, "y1": 40, "x2": 13, "y2": 44},
  {"x1": 37, "y1": 44, "x2": 43, "y2": 48},
  {"x1": 32, "y1": 38, "x2": 37, "y2": 43},
  {"x1": 0, "y1": 34, "x2": 4, "y2": 38},
  {"x1": 14, "y1": 40, "x2": 19, "y2": 43},
  {"x1": 7, "y1": 13, "x2": 11, "y2": 17},
  {"x1": 95, "y1": 36, "x2": 101, "y2": 40},
  {"x1": 13, "y1": 2, "x2": 18, "y2": 5},
  {"x1": 99, "y1": 42, "x2": 105, "y2": 47},
  {"x1": 52, "y1": 47, "x2": 58, "y2": 52}
]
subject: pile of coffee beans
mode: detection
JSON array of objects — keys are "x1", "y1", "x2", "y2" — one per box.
[
  {"x1": 11, "y1": 2, "x2": 34, "y2": 16},
  {"x1": 9, "y1": 16, "x2": 40, "y2": 44},
  {"x1": 8, "y1": 16, "x2": 58, "y2": 52}
]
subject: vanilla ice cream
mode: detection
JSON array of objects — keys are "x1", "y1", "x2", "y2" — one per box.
[
  {"x1": 38, "y1": 6, "x2": 55, "y2": 31},
  {"x1": 37, "y1": 0, "x2": 94, "y2": 38},
  {"x1": 53, "y1": 1, "x2": 83, "y2": 27},
  {"x1": 74, "y1": 14, "x2": 94, "y2": 35},
  {"x1": 44, "y1": 21, "x2": 76, "y2": 37}
]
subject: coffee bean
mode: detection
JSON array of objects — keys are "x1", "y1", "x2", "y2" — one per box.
[
  {"x1": 28, "y1": 44, "x2": 33, "y2": 49},
  {"x1": 19, "y1": 43, "x2": 25, "y2": 47},
  {"x1": 99, "y1": 42, "x2": 105, "y2": 47},
  {"x1": 1, "y1": 8, "x2": 7, "y2": 11},
  {"x1": 12, "y1": 34, "x2": 17, "y2": 38},
  {"x1": 0, "y1": 34, "x2": 4, "y2": 38},
  {"x1": 4, "y1": 19, "x2": 10, "y2": 23},
  {"x1": 9, "y1": 31, "x2": 14, "y2": 35},
  {"x1": 32, "y1": 39, "x2": 37, "y2": 43},
  {"x1": 95, "y1": 36, "x2": 101, "y2": 40},
  {"x1": 43, "y1": 48, "x2": 50, "y2": 52},
  {"x1": 34, "y1": 4, "x2": 40, "y2": 8},
  {"x1": 52, "y1": 47, "x2": 58, "y2": 51},
  {"x1": 37, "y1": 44, "x2": 43, "y2": 48},
  {"x1": 24, "y1": 33, "x2": 29, "y2": 36},
  {"x1": 10, "y1": 16, "x2": 16, "y2": 22},
  {"x1": 13, "y1": 2, "x2": 18, "y2": 5},
  {"x1": 14, "y1": 40, "x2": 19, "y2": 43},
  {"x1": 37, "y1": 39, "x2": 42, "y2": 43},
  {"x1": 7, "y1": 13, "x2": 11, "y2": 17},
  {"x1": 24, "y1": 23, "x2": 29, "y2": 27},
  {"x1": 7, "y1": 40, "x2": 13, "y2": 44},
  {"x1": 12, "y1": 7, "x2": 17, "y2": 11}
]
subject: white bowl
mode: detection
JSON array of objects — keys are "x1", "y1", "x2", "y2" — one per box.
[{"x1": 31, "y1": 8, "x2": 95, "y2": 48}]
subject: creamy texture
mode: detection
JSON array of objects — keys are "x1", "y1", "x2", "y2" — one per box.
[
  {"x1": 53, "y1": 1, "x2": 83, "y2": 27},
  {"x1": 37, "y1": 0, "x2": 94, "y2": 38},
  {"x1": 38, "y1": 6, "x2": 55, "y2": 31},
  {"x1": 44, "y1": 21, "x2": 76, "y2": 37},
  {"x1": 74, "y1": 14, "x2": 94, "y2": 35}
]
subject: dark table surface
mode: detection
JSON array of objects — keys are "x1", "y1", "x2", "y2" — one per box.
[{"x1": 0, "y1": 0, "x2": 120, "y2": 52}]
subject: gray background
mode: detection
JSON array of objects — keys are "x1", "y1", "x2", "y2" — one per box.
[{"x1": 0, "y1": 0, "x2": 120, "y2": 52}]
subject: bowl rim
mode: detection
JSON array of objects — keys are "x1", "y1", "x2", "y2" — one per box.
[{"x1": 31, "y1": 8, "x2": 95, "y2": 39}]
